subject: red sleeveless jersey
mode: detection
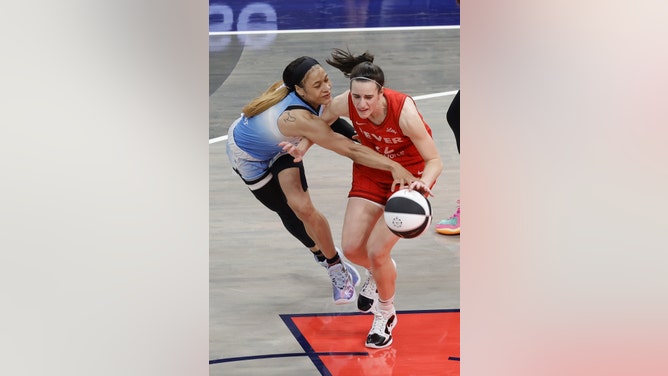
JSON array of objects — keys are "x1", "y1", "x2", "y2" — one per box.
[{"x1": 346, "y1": 88, "x2": 433, "y2": 203}]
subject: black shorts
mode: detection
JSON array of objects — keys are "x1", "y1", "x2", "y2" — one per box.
[{"x1": 271, "y1": 154, "x2": 308, "y2": 192}]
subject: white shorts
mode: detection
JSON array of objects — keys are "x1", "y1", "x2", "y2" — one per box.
[{"x1": 226, "y1": 119, "x2": 283, "y2": 189}]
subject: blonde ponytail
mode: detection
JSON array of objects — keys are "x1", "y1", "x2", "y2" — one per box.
[{"x1": 241, "y1": 80, "x2": 289, "y2": 118}]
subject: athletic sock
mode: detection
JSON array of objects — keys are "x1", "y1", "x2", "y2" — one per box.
[
  {"x1": 311, "y1": 250, "x2": 326, "y2": 263},
  {"x1": 378, "y1": 296, "x2": 395, "y2": 312},
  {"x1": 326, "y1": 252, "x2": 341, "y2": 266}
]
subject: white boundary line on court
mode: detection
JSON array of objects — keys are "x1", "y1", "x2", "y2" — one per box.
[
  {"x1": 413, "y1": 90, "x2": 459, "y2": 101},
  {"x1": 210, "y1": 23, "x2": 459, "y2": 144},
  {"x1": 209, "y1": 90, "x2": 458, "y2": 144},
  {"x1": 209, "y1": 25, "x2": 459, "y2": 36},
  {"x1": 209, "y1": 135, "x2": 228, "y2": 144}
]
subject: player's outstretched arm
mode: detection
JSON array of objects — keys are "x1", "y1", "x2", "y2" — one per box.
[{"x1": 278, "y1": 109, "x2": 419, "y2": 189}]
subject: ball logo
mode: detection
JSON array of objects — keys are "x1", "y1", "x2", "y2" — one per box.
[{"x1": 384, "y1": 189, "x2": 432, "y2": 239}]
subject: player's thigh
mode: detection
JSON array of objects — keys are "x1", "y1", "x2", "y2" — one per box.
[
  {"x1": 277, "y1": 167, "x2": 314, "y2": 213},
  {"x1": 342, "y1": 198, "x2": 383, "y2": 249}
]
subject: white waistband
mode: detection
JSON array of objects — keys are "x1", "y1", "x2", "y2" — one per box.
[{"x1": 247, "y1": 173, "x2": 273, "y2": 191}]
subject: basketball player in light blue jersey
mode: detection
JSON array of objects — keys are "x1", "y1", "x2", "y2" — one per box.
[{"x1": 226, "y1": 56, "x2": 419, "y2": 304}]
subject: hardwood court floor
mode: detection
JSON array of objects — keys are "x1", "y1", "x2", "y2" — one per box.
[{"x1": 209, "y1": 27, "x2": 460, "y2": 375}]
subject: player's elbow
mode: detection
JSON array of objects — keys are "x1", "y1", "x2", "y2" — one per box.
[{"x1": 427, "y1": 158, "x2": 444, "y2": 174}]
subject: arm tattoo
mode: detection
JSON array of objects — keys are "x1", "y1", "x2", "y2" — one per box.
[{"x1": 282, "y1": 111, "x2": 297, "y2": 123}]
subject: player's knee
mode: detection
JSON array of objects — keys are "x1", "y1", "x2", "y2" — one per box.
[
  {"x1": 340, "y1": 242, "x2": 360, "y2": 260},
  {"x1": 368, "y1": 251, "x2": 392, "y2": 269},
  {"x1": 288, "y1": 200, "x2": 317, "y2": 221},
  {"x1": 340, "y1": 236, "x2": 367, "y2": 262}
]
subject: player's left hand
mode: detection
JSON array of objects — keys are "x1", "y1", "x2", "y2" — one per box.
[{"x1": 279, "y1": 141, "x2": 305, "y2": 162}]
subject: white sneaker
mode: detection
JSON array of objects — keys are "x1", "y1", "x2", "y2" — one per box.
[
  {"x1": 357, "y1": 259, "x2": 396, "y2": 313},
  {"x1": 365, "y1": 306, "x2": 397, "y2": 349},
  {"x1": 357, "y1": 270, "x2": 377, "y2": 313}
]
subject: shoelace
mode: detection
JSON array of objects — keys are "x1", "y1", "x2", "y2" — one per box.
[
  {"x1": 370, "y1": 311, "x2": 391, "y2": 334},
  {"x1": 329, "y1": 265, "x2": 348, "y2": 289},
  {"x1": 361, "y1": 273, "x2": 377, "y2": 296}
]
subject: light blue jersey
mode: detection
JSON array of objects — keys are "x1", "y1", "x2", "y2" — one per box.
[{"x1": 226, "y1": 92, "x2": 319, "y2": 182}]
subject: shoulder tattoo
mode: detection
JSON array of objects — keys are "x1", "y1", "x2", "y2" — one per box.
[{"x1": 282, "y1": 111, "x2": 297, "y2": 123}]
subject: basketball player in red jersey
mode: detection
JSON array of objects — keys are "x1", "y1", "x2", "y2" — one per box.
[{"x1": 282, "y1": 48, "x2": 442, "y2": 348}]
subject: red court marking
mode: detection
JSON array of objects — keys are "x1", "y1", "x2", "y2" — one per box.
[{"x1": 289, "y1": 311, "x2": 460, "y2": 376}]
